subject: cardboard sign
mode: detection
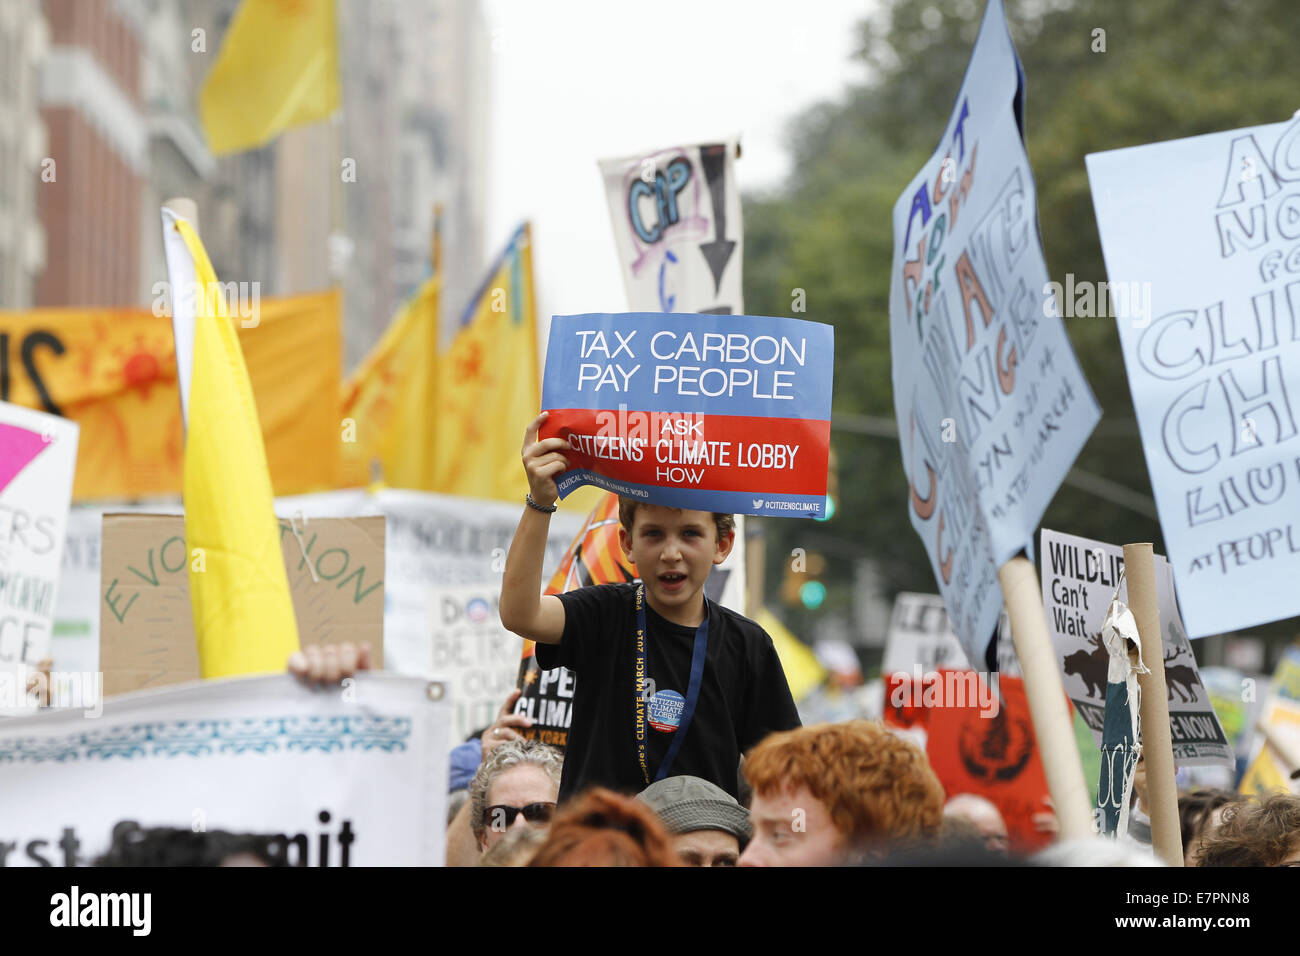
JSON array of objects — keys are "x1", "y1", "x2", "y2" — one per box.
[
  {"x1": 600, "y1": 139, "x2": 743, "y2": 315},
  {"x1": 0, "y1": 674, "x2": 448, "y2": 866},
  {"x1": 540, "y1": 312, "x2": 833, "y2": 517},
  {"x1": 887, "y1": 0, "x2": 1100, "y2": 667},
  {"x1": 1087, "y1": 116, "x2": 1300, "y2": 637},
  {"x1": 0, "y1": 402, "x2": 79, "y2": 713},
  {"x1": 883, "y1": 592, "x2": 1018, "y2": 676},
  {"x1": 52, "y1": 497, "x2": 350, "y2": 685},
  {"x1": 1039, "y1": 528, "x2": 1233, "y2": 768},
  {"x1": 60, "y1": 489, "x2": 581, "y2": 739},
  {"x1": 100, "y1": 515, "x2": 384, "y2": 696}
]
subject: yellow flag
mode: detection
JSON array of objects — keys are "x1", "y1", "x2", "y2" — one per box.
[
  {"x1": 336, "y1": 224, "x2": 602, "y2": 508},
  {"x1": 1239, "y1": 700, "x2": 1300, "y2": 795},
  {"x1": 1239, "y1": 748, "x2": 1290, "y2": 796},
  {"x1": 199, "y1": 0, "x2": 340, "y2": 155},
  {"x1": 167, "y1": 213, "x2": 299, "y2": 677},
  {"x1": 339, "y1": 276, "x2": 440, "y2": 489},
  {"x1": 755, "y1": 607, "x2": 827, "y2": 702},
  {"x1": 431, "y1": 224, "x2": 539, "y2": 500}
]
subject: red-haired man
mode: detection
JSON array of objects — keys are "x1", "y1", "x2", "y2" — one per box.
[{"x1": 739, "y1": 720, "x2": 945, "y2": 866}]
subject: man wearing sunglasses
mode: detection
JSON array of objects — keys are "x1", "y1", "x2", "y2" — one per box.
[{"x1": 468, "y1": 738, "x2": 564, "y2": 853}]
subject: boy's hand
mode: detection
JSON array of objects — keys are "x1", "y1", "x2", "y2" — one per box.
[{"x1": 522, "y1": 411, "x2": 570, "y2": 508}]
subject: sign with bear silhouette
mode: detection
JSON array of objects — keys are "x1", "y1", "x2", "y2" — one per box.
[{"x1": 1040, "y1": 528, "x2": 1232, "y2": 768}]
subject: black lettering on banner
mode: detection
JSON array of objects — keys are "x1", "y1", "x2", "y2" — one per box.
[{"x1": 13, "y1": 330, "x2": 66, "y2": 415}]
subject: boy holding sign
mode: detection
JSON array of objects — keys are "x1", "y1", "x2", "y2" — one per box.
[{"x1": 500, "y1": 412, "x2": 800, "y2": 803}]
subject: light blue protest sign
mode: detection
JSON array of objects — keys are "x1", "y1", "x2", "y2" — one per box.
[
  {"x1": 539, "y1": 312, "x2": 833, "y2": 518},
  {"x1": 1087, "y1": 113, "x2": 1300, "y2": 637},
  {"x1": 888, "y1": 0, "x2": 1100, "y2": 665}
]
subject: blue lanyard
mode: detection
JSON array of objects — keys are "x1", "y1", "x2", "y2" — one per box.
[{"x1": 634, "y1": 583, "x2": 709, "y2": 785}]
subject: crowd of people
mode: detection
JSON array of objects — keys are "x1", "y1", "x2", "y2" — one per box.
[
  {"x1": 420, "y1": 708, "x2": 1300, "y2": 868},
  {"x1": 276, "y1": 411, "x2": 1300, "y2": 868},
  {"x1": 90, "y1": 412, "x2": 1300, "y2": 866}
]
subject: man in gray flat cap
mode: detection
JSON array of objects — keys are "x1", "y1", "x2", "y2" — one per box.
[{"x1": 636, "y1": 775, "x2": 751, "y2": 867}]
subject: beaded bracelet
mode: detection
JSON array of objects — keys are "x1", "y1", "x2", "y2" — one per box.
[{"x1": 525, "y1": 493, "x2": 557, "y2": 514}]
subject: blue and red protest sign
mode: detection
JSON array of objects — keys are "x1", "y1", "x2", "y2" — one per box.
[{"x1": 540, "y1": 312, "x2": 833, "y2": 517}]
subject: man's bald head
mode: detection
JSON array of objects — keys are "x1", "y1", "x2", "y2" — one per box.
[{"x1": 943, "y1": 794, "x2": 1008, "y2": 854}]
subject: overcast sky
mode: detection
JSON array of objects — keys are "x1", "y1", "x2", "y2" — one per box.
[{"x1": 484, "y1": 0, "x2": 878, "y2": 323}]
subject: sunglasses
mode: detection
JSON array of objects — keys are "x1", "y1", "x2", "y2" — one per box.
[{"x1": 483, "y1": 802, "x2": 556, "y2": 830}]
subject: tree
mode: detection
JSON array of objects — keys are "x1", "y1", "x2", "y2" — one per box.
[{"x1": 745, "y1": 0, "x2": 1300, "y2": 641}]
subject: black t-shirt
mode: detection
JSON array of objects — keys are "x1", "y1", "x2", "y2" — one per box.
[{"x1": 536, "y1": 583, "x2": 801, "y2": 803}]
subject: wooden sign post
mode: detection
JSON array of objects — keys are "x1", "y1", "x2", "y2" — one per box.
[
  {"x1": 1123, "y1": 542, "x2": 1182, "y2": 866},
  {"x1": 999, "y1": 555, "x2": 1094, "y2": 840}
]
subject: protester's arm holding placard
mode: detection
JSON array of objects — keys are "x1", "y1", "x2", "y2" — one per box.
[{"x1": 499, "y1": 413, "x2": 570, "y2": 645}]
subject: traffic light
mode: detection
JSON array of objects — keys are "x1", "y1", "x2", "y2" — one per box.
[
  {"x1": 782, "y1": 548, "x2": 827, "y2": 609},
  {"x1": 799, "y1": 580, "x2": 827, "y2": 610}
]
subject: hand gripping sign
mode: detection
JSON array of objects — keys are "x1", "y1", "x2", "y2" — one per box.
[{"x1": 540, "y1": 312, "x2": 833, "y2": 518}]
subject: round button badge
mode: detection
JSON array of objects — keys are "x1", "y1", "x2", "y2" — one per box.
[{"x1": 647, "y1": 689, "x2": 685, "y2": 733}]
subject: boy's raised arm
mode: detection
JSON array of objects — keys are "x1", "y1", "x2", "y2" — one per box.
[{"x1": 499, "y1": 412, "x2": 569, "y2": 645}]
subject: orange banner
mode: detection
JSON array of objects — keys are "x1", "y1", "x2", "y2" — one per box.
[
  {"x1": 0, "y1": 290, "x2": 341, "y2": 499},
  {"x1": 884, "y1": 672, "x2": 1059, "y2": 853}
]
